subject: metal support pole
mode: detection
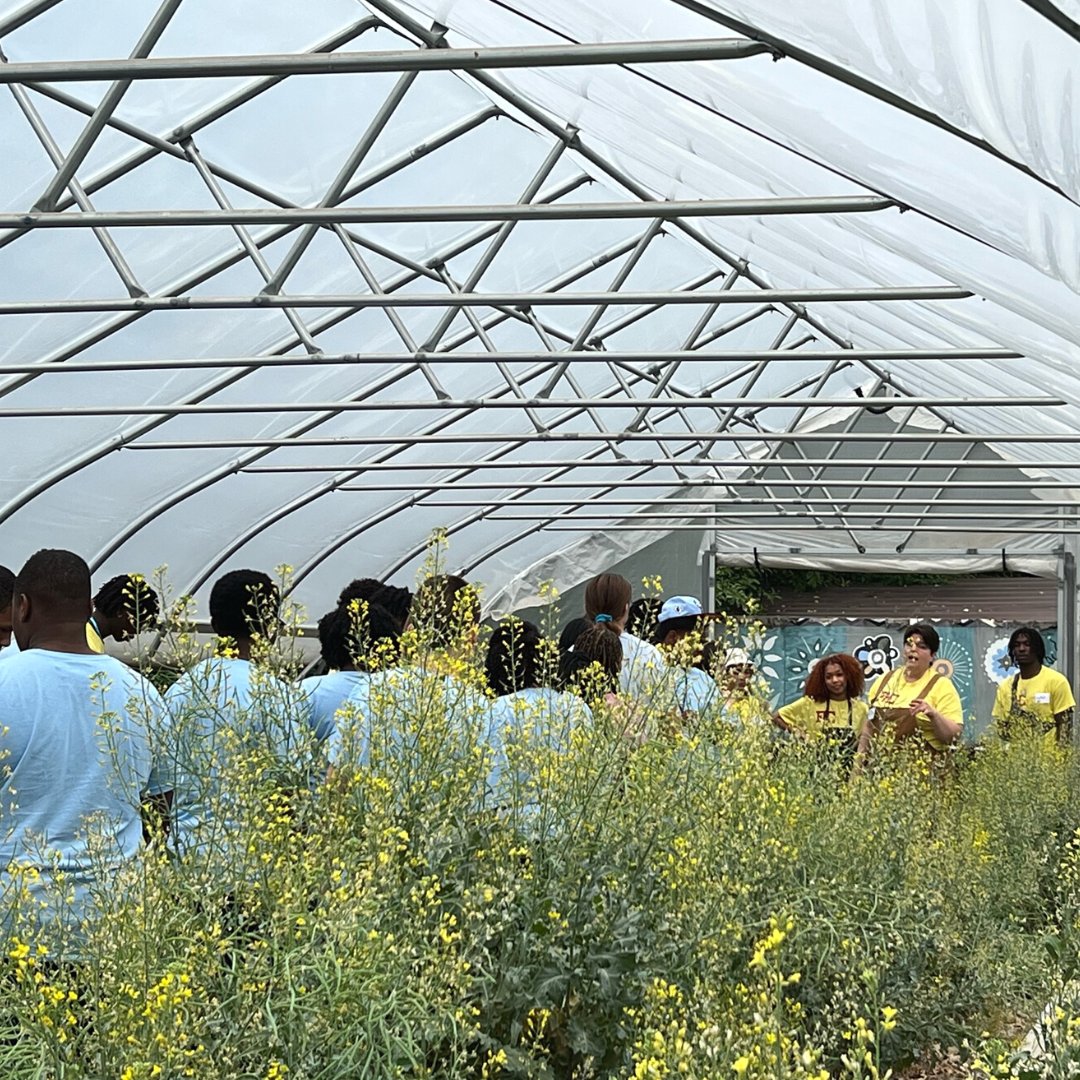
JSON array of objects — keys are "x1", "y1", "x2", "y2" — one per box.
[
  {"x1": 543, "y1": 524, "x2": 1080, "y2": 535},
  {"x1": 7, "y1": 401, "x2": 1060, "y2": 420},
  {"x1": 418, "y1": 497, "x2": 1080, "y2": 510},
  {"x1": 234, "y1": 455, "x2": 1080, "y2": 473},
  {"x1": 333, "y1": 478, "x2": 1080, "y2": 490},
  {"x1": 0, "y1": 348, "x2": 1019, "y2": 373},
  {"x1": 0, "y1": 38, "x2": 775, "y2": 83},
  {"x1": 1058, "y1": 550, "x2": 1077, "y2": 697},
  {"x1": 1, "y1": 195, "x2": 897, "y2": 230},
  {"x1": 478, "y1": 510, "x2": 1080, "y2": 523}
]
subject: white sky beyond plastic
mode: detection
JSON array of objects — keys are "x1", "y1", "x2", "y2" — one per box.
[{"x1": 0, "y1": 0, "x2": 1076, "y2": 622}]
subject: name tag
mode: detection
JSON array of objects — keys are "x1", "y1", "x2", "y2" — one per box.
[{"x1": 1034, "y1": 692, "x2": 1052, "y2": 705}]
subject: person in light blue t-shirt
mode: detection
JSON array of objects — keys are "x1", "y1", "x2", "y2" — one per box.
[
  {"x1": 301, "y1": 584, "x2": 414, "y2": 744},
  {"x1": 483, "y1": 618, "x2": 591, "y2": 813},
  {"x1": 327, "y1": 601, "x2": 488, "y2": 774},
  {"x1": 150, "y1": 569, "x2": 306, "y2": 857},
  {"x1": 652, "y1": 596, "x2": 720, "y2": 718},
  {"x1": 300, "y1": 605, "x2": 371, "y2": 743},
  {"x1": 0, "y1": 550, "x2": 159, "y2": 950}
]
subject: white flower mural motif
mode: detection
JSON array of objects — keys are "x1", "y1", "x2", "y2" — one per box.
[
  {"x1": 745, "y1": 632, "x2": 782, "y2": 682},
  {"x1": 983, "y1": 637, "x2": 1017, "y2": 684},
  {"x1": 786, "y1": 636, "x2": 836, "y2": 684}
]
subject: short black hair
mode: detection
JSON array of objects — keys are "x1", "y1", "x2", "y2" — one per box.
[
  {"x1": 15, "y1": 549, "x2": 91, "y2": 617},
  {"x1": 1009, "y1": 626, "x2": 1046, "y2": 664},
  {"x1": 317, "y1": 606, "x2": 356, "y2": 670},
  {"x1": 413, "y1": 574, "x2": 480, "y2": 648},
  {"x1": 337, "y1": 578, "x2": 383, "y2": 608},
  {"x1": 93, "y1": 573, "x2": 159, "y2": 626},
  {"x1": 209, "y1": 569, "x2": 279, "y2": 641},
  {"x1": 353, "y1": 602, "x2": 400, "y2": 671},
  {"x1": 370, "y1": 584, "x2": 412, "y2": 632},
  {"x1": 652, "y1": 613, "x2": 698, "y2": 644},
  {"x1": 485, "y1": 619, "x2": 542, "y2": 697},
  {"x1": 0, "y1": 565, "x2": 14, "y2": 610},
  {"x1": 905, "y1": 622, "x2": 940, "y2": 655},
  {"x1": 320, "y1": 600, "x2": 402, "y2": 670}
]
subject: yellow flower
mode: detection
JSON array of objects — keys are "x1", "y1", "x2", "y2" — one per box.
[{"x1": 732, "y1": 1055, "x2": 750, "y2": 1074}]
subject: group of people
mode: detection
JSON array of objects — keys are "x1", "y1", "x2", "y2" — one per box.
[
  {"x1": 772, "y1": 623, "x2": 1074, "y2": 758},
  {"x1": 0, "y1": 551, "x2": 1071, "y2": 948}
]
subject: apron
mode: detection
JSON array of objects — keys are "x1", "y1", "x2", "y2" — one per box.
[{"x1": 868, "y1": 668, "x2": 943, "y2": 745}]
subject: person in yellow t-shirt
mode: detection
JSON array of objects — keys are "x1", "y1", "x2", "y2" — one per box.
[
  {"x1": 773, "y1": 652, "x2": 869, "y2": 742},
  {"x1": 86, "y1": 573, "x2": 160, "y2": 655},
  {"x1": 863, "y1": 623, "x2": 963, "y2": 752},
  {"x1": 991, "y1": 627, "x2": 1075, "y2": 744}
]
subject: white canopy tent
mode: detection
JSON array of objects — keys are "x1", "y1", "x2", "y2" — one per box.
[{"x1": 0, "y1": 0, "x2": 1077, "y2": 663}]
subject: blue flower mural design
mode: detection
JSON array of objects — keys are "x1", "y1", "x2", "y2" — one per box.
[
  {"x1": 855, "y1": 634, "x2": 898, "y2": 679},
  {"x1": 983, "y1": 637, "x2": 1016, "y2": 684}
]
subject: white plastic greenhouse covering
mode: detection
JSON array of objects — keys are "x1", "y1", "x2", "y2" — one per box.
[{"x1": 0, "y1": 0, "x2": 1078, "y2": 628}]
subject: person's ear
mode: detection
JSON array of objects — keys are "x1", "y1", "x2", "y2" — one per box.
[{"x1": 15, "y1": 591, "x2": 31, "y2": 624}]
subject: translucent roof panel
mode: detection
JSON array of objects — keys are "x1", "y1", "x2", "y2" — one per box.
[{"x1": 0, "y1": 0, "x2": 1077, "y2": 621}]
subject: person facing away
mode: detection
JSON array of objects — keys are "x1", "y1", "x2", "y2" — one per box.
[
  {"x1": 482, "y1": 618, "x2": 591, "y2": 810},
  {"x1": 326, "y1": 603, "x2": 403, "y2": 768},
  {"x1": 773, "y1": 652, "x2": 868, "y2": 746},
  {"x1": 583, "y1": 573, "x2": 665, "y2": 698},
  {"x1": 862, "y1": 623, "x2": 963, "y2": 753},
  {"x1": 85, "y1": 573, "x2": 160, "y2": 654},
  {"x1": 651, "y1": 595, "x2": 717, "y2": 715},
  {"x1": 411, "y1": 573, "x2": 482, "y2": 671},
  {"x1": 300, "y1": 605, "x2": 373, "y2": 743},
  {"x1": 300, "y1": 584, "x2": 413, "y2": 743},
  {"x1": 149, "y1": 569, "x2": 305, "y2": 857},
  {"x1": 0, "y1": 563, "x2": 16, "y2": 656},
  {"x1": 991, "y1": 626, "x2": 1075, "y2": 744},
  {"x1": 0, "y1": 549, "x2": 160, "y2": 950}
]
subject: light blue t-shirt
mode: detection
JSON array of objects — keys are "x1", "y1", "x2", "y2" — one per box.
[
  {"x1": 326, "y1": 665, "x2": 489, "y2": 767},
  {"x1": 0, "y1": 649, "x2": 158, "y2": 943},
  {"x1": 299, "y1": 670, "x2": 369, "y2": 743},
  {"x1": 483, "y1": 687, "x2": 591, "y2": 808},
  {"x1": 670, "y1": 667, "x2": 720, "y2": 715},
  {"x1": 0, "y1": 635, "x2": 21, "y2": 660},
  {"x1": 156, "y1": 657, "x2": 306, "y2": 856}
]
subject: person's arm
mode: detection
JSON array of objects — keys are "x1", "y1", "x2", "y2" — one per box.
[
  {"x1": 1051, "y1": 676, "x2": 1076, "y2": 744},
  {"x1": 771, "y1": 707, "x2": 793, "y2": 733},
  {"x1": 1055, "y1": 708, "x2": 1074, "y2": 745},
  {"x1": 909, "y1": 697, "x2": 963, "y2": 746}
]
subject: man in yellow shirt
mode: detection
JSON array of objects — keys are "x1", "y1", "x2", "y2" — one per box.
[
  {"x1": 991, "y1": 627, "x2": 1075, "y2": 743},
  {"x1": 86, "y1": 573, "x2": 160, "y2": 654}
]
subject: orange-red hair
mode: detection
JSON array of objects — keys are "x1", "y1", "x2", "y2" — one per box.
[{"x1": 803, "y1": 652, "x2": 864, "y2": 702}]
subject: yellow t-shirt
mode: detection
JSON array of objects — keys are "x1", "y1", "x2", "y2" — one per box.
[
  {"x1": 991, "y1": 666, "x2": 1075, "y2": 738},
  {"x1": 86, "y1": 620, "x2": 105, "y2": 654},
  {"x1": 777, "y1": 695, "x2": 868, "y2": 739},
  {"x1": 868, "y1": 668, "x2": 963, "y2": 750}
]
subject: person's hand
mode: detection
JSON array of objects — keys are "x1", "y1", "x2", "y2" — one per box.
[{"x1": 909, "y1": 698, "x2": 940, "y2": 722}]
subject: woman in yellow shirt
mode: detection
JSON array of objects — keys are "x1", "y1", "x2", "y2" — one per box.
[
  {"x1": 772, "y1": 652, "x2": 868, "y2": 743},
  {"x1": 862, "y1": 623, "x2": 963, "y2": 752}
]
